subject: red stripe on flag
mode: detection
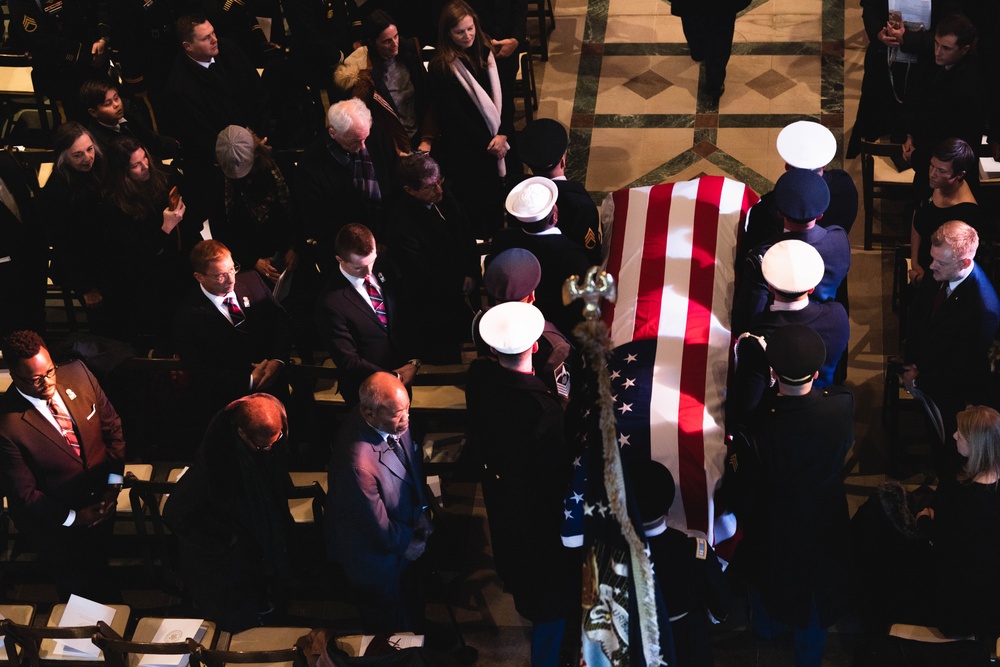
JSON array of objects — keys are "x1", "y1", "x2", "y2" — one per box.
[
  {"x1": 632, "y1": 183, "x2": 674, "y2": 341},
  {"x1": 676, "y1": 176, "x2": 725, "y2": 535}
]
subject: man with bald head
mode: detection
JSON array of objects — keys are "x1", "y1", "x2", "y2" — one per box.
[
  {"x1": 164, "y1": 394, "x2": 294, "y2": 631},
  {"x1": 326, "y1": 372, "x2": 431, "y2": 632}
]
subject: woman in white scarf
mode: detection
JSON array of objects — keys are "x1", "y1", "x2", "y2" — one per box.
[{"x1": 427, "y1": 0, "x2": 513, "y2": 238}]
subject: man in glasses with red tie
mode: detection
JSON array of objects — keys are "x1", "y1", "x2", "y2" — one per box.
[{"x1": 0, "y1": 329, "x2": 126, "y2": 597}]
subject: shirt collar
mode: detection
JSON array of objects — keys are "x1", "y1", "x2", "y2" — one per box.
[
  {"x1": 770, "y1": 298, "x2": 810, "y2": 312},
  {"x1": 200, "y1": 283, "x2": 235, "y2": 307},
  {"x1": 190, "y1": 56, "x2": 216, "y2": 69}
]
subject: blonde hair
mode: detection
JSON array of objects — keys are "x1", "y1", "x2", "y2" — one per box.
[{"x1": 957, "y1": 405, "x2": 1000, "y2": 483}]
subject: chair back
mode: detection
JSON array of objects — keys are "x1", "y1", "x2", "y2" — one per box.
[
  {"x1": 196, "y1": 645, "x2": 308, "y2": 667},
  {"x1": 92, "y1": 622, "x2": 202, "y2": 667},
  {"x1": 2, "y1": 621, "x2": 100, "y2": 667}
]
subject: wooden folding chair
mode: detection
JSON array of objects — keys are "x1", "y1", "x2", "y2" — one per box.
[{"x1": 92, "y1": 621, "x2": 204, "y2": 667}]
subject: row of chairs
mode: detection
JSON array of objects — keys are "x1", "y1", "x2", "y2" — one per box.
[{"x1": 2, "y1": 614, "x2": 314, "y2": 667}]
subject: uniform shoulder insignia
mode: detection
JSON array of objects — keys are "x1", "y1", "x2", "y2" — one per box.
[
  {"x1": 584, "y1": 227, "x2": 597, "y2": 250},
  {"x1": 694, "y1": 537, "x2": 708, "y2": 560},
  {"x1": 22, "y1": 16, "x2": 38, "y2": 32},
  {"x1": 554, "y1": 361, "x2": 571, "y2": 398}
]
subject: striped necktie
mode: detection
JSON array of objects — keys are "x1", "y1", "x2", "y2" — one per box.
[
  {"x1": 48, "y1": 398, "x2": 81, "y2": 458},
  {"x1": 365, "y1": 277, "x2": 388, "y2": 327},
  {"x1": 224, "y1": 296, "x2": 246, "y2": 326}
]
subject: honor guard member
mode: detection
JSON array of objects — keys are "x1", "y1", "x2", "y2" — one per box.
[
  {"x1": 518, "y1": 119, "x2": 602, "y2": 265},
  {"x1": 467, "y1": 302, "x2": 575, "y2": 667},
  {"x1": 489, "y1": 177, "x2": 590, "y2": 338},
  {"x1": 728, "y1": 240, "x2": 850, "y2": 429},
  {"x1": 743, "y1": 121, "x2": 858, "y2": 254},
  {"x1": 734, "y1": 324, "x2": 854, "y2": 667},
  {"x1": 472, "y1": 248, "x2": 573, "y2": 404},
  {"x1": 733, "y1": 168, "x2": 850, "y2": 333}
]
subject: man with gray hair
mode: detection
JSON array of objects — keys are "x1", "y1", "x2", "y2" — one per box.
[{"x1": 297, "y1": 97, "x2": 399, "y2": 270}]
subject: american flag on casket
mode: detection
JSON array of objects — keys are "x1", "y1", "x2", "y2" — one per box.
[{"x1": 562, "y1": 176, "x2": 759, "y2": 549}]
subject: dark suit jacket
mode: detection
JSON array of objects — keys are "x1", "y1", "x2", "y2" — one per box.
[
  {"x1": 87, "y1": 114, "x2": 179, "y2": 161},
  {"x1": 0, "y1": 150, "x2": 48, "y2": 335},
  {"x1": 315, "y1": 267, "x2": 409, "y2": 404},
  {"x1": 173, "y1": 271, "x2": 292, "y2": 412},
  {"x1": 488, "y1": 227, "x2": 590, "y2": 337},
  {"x1": 906, "y1": 263, "x2": 1000, "y2": 409},
  {"x1": 0, "y1": 360, "x2": 125, "y2": 531},
  {"x1": 296, "y1": 125, "x2": 400, "y2": 268},
  {"x1": 162, "y1": 40, "x2": 263, "y2": 166},
  {"x1": 554, "y1": 178, "x2": 602, "y2": 266},
  {"x1": 163, "y1": 404, "x2": 294, "y2": 632},
  {"x1": 326, "y1": 408, "x2": 428, "y2": 585}
]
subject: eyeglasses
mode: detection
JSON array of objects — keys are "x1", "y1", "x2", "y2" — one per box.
[
  {"x1": 15, "y1": 366, "x2": 57, "y2": 386},
  {"x1": 205, "y1": 263, "x2": 240, "y2": 281},
  {"x1": 241, "y1": 428, "x2": 284, "y2": 451}
]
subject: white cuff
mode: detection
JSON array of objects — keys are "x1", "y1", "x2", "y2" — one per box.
[{"x1": 63, "y1": 510, "x2": 76, "y2": 527}]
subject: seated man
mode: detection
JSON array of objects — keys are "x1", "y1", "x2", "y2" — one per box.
[
  {"x1": 163, "y1": 394, "x2": 294, "y2": 632},
  {"x1": 0, "y1": 330, "x2": 125, "y2": 598},
  {"x1": 518, "y1": 118, "x2": 602, "y2": 265},
  {"x1": 325, "y1": 372, "x2": 431, "y2": 632},
  {"x1": 733, "y1": 168, "x2": 850, "y2": 333},
  {"x1": 315, "y1": 223, "x2": 419, "y2": 405},
  {"x1": 80, "y1": 78, "x2": 179, "y2": 160},
  {"x1": 904, "y1": 220, "x2": 1000, "y2": 481},
  {"x1": 173, "y1": 240, "x2": 291, "y2": 423},
  {"x1": 729, "y1": 240, "x2": 850, "y2": 428},
  {"x1": 297, "y1": 98, "x2": 400, "y2": 269},
  {"x1": 489, "y1": 177, "x2": 590, "y2": 338}
]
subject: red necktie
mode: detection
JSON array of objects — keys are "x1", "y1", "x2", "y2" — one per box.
[
  {"x1": 224, "y1": 296, "x2": 246, "y2": 326},
  {"x1": 931, "y1": 283, "x2": 948, "y2": 317},
  {"x1": 365, "y1": 278, "x2": 388, "y2": 327},
  {"x1": 48, "y1": 398, "x2": 81, "y2": 458}
]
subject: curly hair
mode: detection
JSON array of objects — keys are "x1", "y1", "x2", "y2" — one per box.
[{"x1": 1, "y1": 330, "x2": 46, "y2": 364}]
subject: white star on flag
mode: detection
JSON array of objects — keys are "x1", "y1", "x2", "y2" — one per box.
[
  {"x1": 623, "y1": 378, "x2": 636, "y2": 388},
  {"x1": 625, "y1": 353, "x2": 638, "y2": 363},
  {"x1": 571, "y1": 491, "x2": 584, "y2": 503},
  {"x1": 618, "y1": 433, "x2": 630, "y2": 447},
  {"x1": 618, "y1": 402, "x2": 633, "y2": 414},
  {"x1": 564, "y1": 509, "x2": 573, "y2": 520},
  {"x1": 609, "y1": 370, "x2": 620, "y2": 380},
  {"x1": 583, "y1": 502, "x2": 594, "y2": 516}
]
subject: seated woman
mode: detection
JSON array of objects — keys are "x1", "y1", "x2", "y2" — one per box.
[
  {"x1": 427, "y1": 0, "x2": 513, "y2": 238},
  {"x1": 916, "y1": 405, "x2": 1000, "y2": 638},
  {"x1": 42, "y1": 122, "x2": 111, "y2": 332},
  {"x1": 908, "y1": 138, "x2": 982, "y2": 284},
  {"x1": 100, "y1": 136, "x2": 190, "y2": 350},
  {"x1": 333, "y1": 10, "x2": 433, "y2": 155}
]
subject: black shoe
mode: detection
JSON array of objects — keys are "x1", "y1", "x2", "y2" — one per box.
[{"x1": 709, "y1": 83, "x2": 725, "y2": 102}]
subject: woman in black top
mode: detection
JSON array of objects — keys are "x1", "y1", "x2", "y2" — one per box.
[{"x1": 427, "y1": 0, "x2": 512, "y2": 238}]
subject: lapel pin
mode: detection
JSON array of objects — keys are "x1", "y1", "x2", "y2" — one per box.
[
  {"x1": 65, "y1": 389, "x2": 77, "y2": 401},
  {"x1": 243, "y1": 296, "x2": 250, "y2": 308}
]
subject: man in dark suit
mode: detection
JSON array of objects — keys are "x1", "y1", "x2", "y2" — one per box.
[
  {"x1": 0, "y1": 330, "x2": 125, "y2": 597},
  {"x1": 163, "y1": 394, "x2": 293, "y2": 632},
  {"x1": 489, "y1": 177, "x2": 590, "y2": 338},
  {"x1": 384, "y1": 152, "x2": 479, "y2": 364},
  {"x1": 466, "y1": 302, "x2": 574, "y2": 667},
  {"x1": 733, "y1": 168, "x2": 850, "y2": 333},
  {"x1": 173, "y1": 240, "x2": 291, "y2": 422},
  {"x1": 297, "y1": 98, "x2": 400, "y2": 269},
  {"x1": 904, "y1": 221, "x2": 1000, "y2": 481},
  {"x1": 518, "y1": 119, "x2": 602, "y2": 265},
  {"x1": 0, "y1": 150, "x2": 48, "y2": 337},
  {"x1": 670, "y1": 0, "x2": 750, "y2": 100},
  {"x1": 326, "y1": 372, "x2": 431, "y2": 631},
  {"x1": 316, "y1": 223, "x2": 419, "y2": 405}
]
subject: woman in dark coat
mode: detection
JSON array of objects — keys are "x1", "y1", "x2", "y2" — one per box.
[
  {"x1": 427, "y1": 0, "x2": 513, "y2": 238},
  {"x1": 101, "y1": 136, "x2": 192, "y2": 350},
  {"x1": 43, "y1": 122, "x2": 111, "y2": 332}
]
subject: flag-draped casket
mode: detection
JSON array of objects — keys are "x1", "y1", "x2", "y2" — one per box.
[{"x1": 600, "y1": 176, "x2": 759, "y2": 544}]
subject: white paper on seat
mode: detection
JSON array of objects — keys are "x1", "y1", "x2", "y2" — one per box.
[
  {"x1": 53, "y1": 595, "x2": 116, "y2": 657},
  {"x1": 358, "y1": 635, "x2": 424, "y2": 655},
  {"x1": 138, "y1": 618, "x2": 205, "y2": 667}
]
